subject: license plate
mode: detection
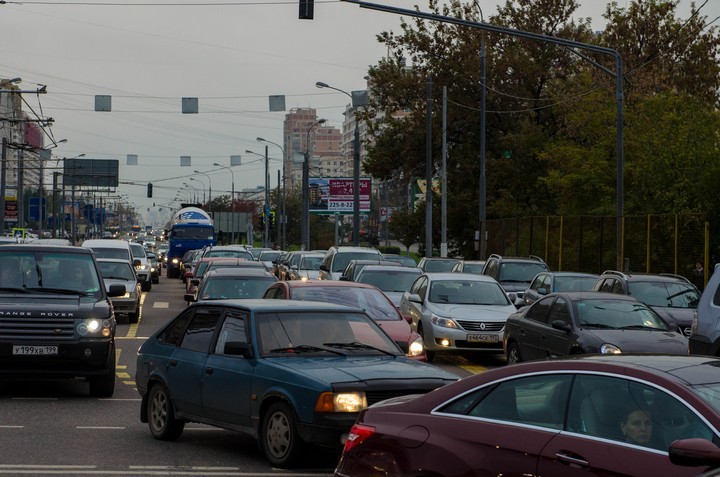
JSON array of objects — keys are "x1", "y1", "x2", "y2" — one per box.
[
  {"x1": 12, "y1": 345, "x2": 58, "y2": 356},
  {"x1": 467, "y1": 334, "x2": 498, "y2": 343}
]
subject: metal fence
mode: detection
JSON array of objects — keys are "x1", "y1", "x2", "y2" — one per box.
[{"x1": 485, "y1": 214, "x2": 708, "y2": 282}]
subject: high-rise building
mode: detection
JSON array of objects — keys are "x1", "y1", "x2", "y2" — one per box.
[{"x1": 283, "y1": 108, "x2": 341, "y2": 188}]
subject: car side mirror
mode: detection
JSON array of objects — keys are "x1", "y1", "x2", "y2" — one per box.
[
  {"x1": 107, "y1": 284, "x2": 126, "y2": 297},
  {"x1": 320, "y1": 265, "x2": 329, "y2": 272},
  {"x1": 184, "y1": 293, "x2": 196, "y2": 303},
  {"x1": 409, "y1": 293, "x2": 423, "y2": 303},
  {"x1": 224, "y1": 341, "x2": 253, "y2": 358},
  {"x1": 507, "y1": 292, "x2": 518, "y2": 303},
  {"x1": 538, "y1": 287, "x2": 548, "y2": 295},
  {"x1": 669, "y1": 438, "x2": 720, "y2": 467},
  {"x1": 133, "y1": 259, "x2": 141, "y2": 267},
  {"x1": 190, "y1": 278, "x2": 200, "y2": 286},
  {"x1": 551, "y1": 320, "x2": 571, "y2": 332}
]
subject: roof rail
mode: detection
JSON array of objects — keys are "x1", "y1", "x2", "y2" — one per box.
[
  {"x1": 488, "y1": 253, "x2": 503, "y2": 260},
  {"x1": 601, "y1": 270, "x2": 627, "y2": 279},
  {"x1": 528, "y1": 255, "x2": 545, "y2": 263},
  {"x1": 658, "y1": 273, "x2": 692, "y2": 285}
]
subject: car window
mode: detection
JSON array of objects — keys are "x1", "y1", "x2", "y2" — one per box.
[
  {"x1": 526, "y1": 297, "x2": 554, "y2": 324},
  {"x1": 214, "y1": 312, "x2": 248, "y2": 354},
  {"x1": 498, "y1": 262, "x2": 548, "y2": 283},
  {"x1": 548, "y1": 297, "x2": 571, "y2": 325},
  {"x1": 610, "y1": 279, "x2": 624, "y2": 294},
  {"x1": 439, "y1": 374, "x2": 572, "y2": 431},
  {"x1": 332, "y1": 252, "x2": 382, "y2": 273},
  {"x1": 555, "y1": 276, "x2": 597, "y2": 292},
  {"x1": 567, "y1": 374, "x2": 714, "y2": 451},
  {"x1": 575, "y1": 299, "x2": 669, "y2": 330},
  {"x1": 358, "y1": 269, "x2": 420, "y2": 293},
  {"x1": 484, "y1": 260, "x2": 498, "y2": 278},
  {"x1": 529, "y1": 275, "x2": 544, "y2": 292},
  {"x1": 179, "y1": 308, "x2": 223, "y2": 353},
  {"x1": 628, "y1": 281, "x2": 700, "y2": 308},
  {"x1": 429, "y1": 280, "x2": 509, "y2": 305},
  {"x1": 159, "y1": 310, "x2": 194, "y2": 346}
]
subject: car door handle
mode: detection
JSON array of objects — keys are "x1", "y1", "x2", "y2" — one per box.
[
  {"x1": 169, "y1": 359, "x2": 177, "y2": 367},
  {"x1": 555, "y1": 452, "x2": 589, "y2": 468},
  {"x1": 205, "y1": 367, "x2": 214, "y2": 374}
]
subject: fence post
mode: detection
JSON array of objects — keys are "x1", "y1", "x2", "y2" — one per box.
[
  {"x1": 558, "y1": 216, "x2": 564, "y2": 271},
  {"x1": 646, "y1": 215, "x2": 651, "y2": 273}
]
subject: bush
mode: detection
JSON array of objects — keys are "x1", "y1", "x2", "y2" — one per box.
[{"x1": 378, "y1": 245, "x2": 401, "y2": 255}]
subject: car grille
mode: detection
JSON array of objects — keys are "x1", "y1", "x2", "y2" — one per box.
[
  {"x1": 456, "y1": 320, "x2": 505, "y2": 332},
  {"x1": 0, "y1": 316, "x2": 75, "y2": 340},
  {"x1": 365, "y1": 388, "x2": 436, "y2": 406}
]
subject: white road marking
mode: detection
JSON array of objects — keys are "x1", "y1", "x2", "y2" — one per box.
[{"x1": 153, "y1": 302, "x2": 169, "y2": 308}]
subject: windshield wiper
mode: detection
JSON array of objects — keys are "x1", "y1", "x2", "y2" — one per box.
[
  {"x1": 619, "y1": 324, "x2": 665, "y2": 331},
  {"x1": 0, "y1": 287, "x2": 30, "y2": 293},
  {"x1": 24, "y1": 287, "x2": 88, "y2": 296},
  {"x1": 580, "y1": 322, "x2": 614, "y2": 329},
  {"x1": 268, "y1": 344, "x2": 346, "y2": 356},
  {"x1": 322, "y1": 341, "x2": 397, "y2": 357}
]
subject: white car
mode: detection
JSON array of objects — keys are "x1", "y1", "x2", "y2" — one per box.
[{"x1": 399, "y1": 272, "x2": 518, "y2": 362}]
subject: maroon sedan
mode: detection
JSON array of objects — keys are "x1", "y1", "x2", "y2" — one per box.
[
  {"x1": 263, "y1": 280, "x2": 426, "y2": 361},
  {"x1": 335, "y1": 355, "x2": 720, "y2": 477}
]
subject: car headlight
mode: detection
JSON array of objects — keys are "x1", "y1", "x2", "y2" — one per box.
[
  {"x1": 600, "y1": 343, "x2": 622, "y2": 354},
  {"x1": 691, "y1": 311, "x2": 698, "y2": 335},
  {"x1": 315, "y1": 391, "x2": 367, "y2": 413},
  {"x1": 77, "y1": 318, "x2": 112, "y2": 337},
  {"x1": 150, "y1": 266, "x2": 156, "y2": 273},
  {"x1": 135, "y1": 264, "x2": 148, "y2": 271},
  {"x1": 300, "y1": 275, "x2": 308, "y2": 282},
  {"x1": 171, "y1": 258, "x2": 179, "y2": 264},
  {"x1": 431, "y1": 314, "x2": 459, "y2": 329},
  {"x1": 408, "y1": 336, "x2": 425, "y2": 357}
]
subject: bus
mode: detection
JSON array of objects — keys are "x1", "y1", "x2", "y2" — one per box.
[{"x1": 165, "y1": 207, "x2": 216, "y2": 278}]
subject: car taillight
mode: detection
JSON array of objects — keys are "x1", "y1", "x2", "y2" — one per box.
[{"x1": 343, "y1": 423, "x2": 375, "y2": 453}]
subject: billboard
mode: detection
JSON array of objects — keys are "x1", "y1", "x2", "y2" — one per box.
[
  {"x1": 309, "y1": 177, "x2": 371, "y2": 214},
  {"x1": 63, "y1": 159, "x2": 119, "y2": 187}
]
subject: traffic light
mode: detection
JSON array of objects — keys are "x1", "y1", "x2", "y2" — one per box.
[
  {"x1": 299, "y1": 0, "x2": 314, "y2": 19},
  {"x1": 269, "y1": 211, "x2": 275, "y2": 229},
  {"x1": 147, "y1": 183, "x2": 153, "y2": 198},
  {"x1": 259, "y1": 214, "x2": 265, "y2": 228}
]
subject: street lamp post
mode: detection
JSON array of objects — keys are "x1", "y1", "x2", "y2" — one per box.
[
  {"x1": 303, "y1": 119, "x2": 326, "y2": 251},
  {"x1": 183, "y1": 182, "x2": 199, "y2": 203},
  {"x1": 213, "y1": 162, "x2": 236, "y2": 244},
  {"x1": 316, "y1": 81, "x2": 368, "y2": 246},
  {"x1": 188, "y1": 178, "x2": 204, "y2": 203},
  {"x1": 193, "y1": 170, "x2": 212, "y2": 211},
  {"x1": 473, "y1": 0, "x2": 487, "y2": 260},
  {"x1": 257, "y1": 137, "x2": 286, "y2": 249}
]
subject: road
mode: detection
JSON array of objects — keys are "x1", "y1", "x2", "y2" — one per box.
[{"x1": 0, "y1": 274, "x2": 506, "y2": 476}]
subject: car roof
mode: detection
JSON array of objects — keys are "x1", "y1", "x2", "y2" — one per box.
[
  {"x1": 0, "y1": 244, "x2": 93, "y2": 254},
  {"x1": 600, "y1": 271, "x2": 690, "y2": 283},
  {"x1": 360, "y1": 265, "x2": 421, "y2": 273},
  {"x1": 543, "y1": 271, "x2": 598, "y2": 277},
  {"x1": 203, "y1": 268, "x2": 274, "y2": 277},
  {"x1": 196, "y1": 298, "x2": 364, "y2": 314},
  {"x1": 277, "y1": 280, "x2": 377, "y2": 290},
  {"x1": 330, "y1": 246, "x2": 381, "y2": 253},
  {"x1": 548, "y1": 291, "x2": 640, "y2": 301},
  {"x1": 96, "y1": 258, "x2": 133, "y2": 264},
  {"x1": 424, "y1": 272, "x2": 498, "y2": 282}
]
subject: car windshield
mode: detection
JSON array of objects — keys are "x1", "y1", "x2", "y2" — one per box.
[
  {"x1": 424, "y1": 259, "x2": 460, "y2": 272},
  {"x1": 462, "y1": 263, "x2": 485, "y2": 274},
  {"x1": 129, "y1": 243, "x2": 146, "y2": 258},
  {"x1": 256, "y1": 311, "x2": 401, "y2": 356},
  {"x1": 628, "y1": 281, "x2": 700, "y2": 308},
  {"x1": 429, "y1": 280, "x2": 510, "y2": 305},
  {"x1": 171, "y1": 227, "x2": 214, "y2": 240},
  {"x1": 332, "y1": 252, "x2": 382, "y2": 273},
  {"x1": 299, "y1": 256, "x2": 323, "y2": 270},
  {"x1": 554, "y1": 276, "x2": 597, "y2": 292},
  {"x1": 358, "y1": 269, "x2": 420, "y2": 293},
  {"x1": 498, "y1": 262, "x2": 548, "y2": 283},
  {"x1": 259, "y1": 251, "x2": 282, "y2": 261},
  {"x1": 0, "y1": 250, "x2": 102, "y2": 298},
  {"x1": 206, "y1": 249, "x2": 254, "y2": 260},
  {"x1": 292, "y1": 287, "x2": 401, "y2": 321},
  {"x1": 98, "y1": 262, "x2": 135, "y2": 281},
  {"x1": 88, "y1": 247, "x2": 129, "y2": 260},
  {"x1": 199, "y1": 277, "x2": 275, "y2": 299},
  {"x1": 575, "y1": 299, "x2": 669, "y2": 330}
]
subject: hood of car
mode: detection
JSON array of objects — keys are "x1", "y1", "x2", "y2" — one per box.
[
  {"x1": 582, "y1": 329, "x2": 688, "y2": 354},
  {"x1": 375, "y1": 319, "x2": 414, "y2": 343},
  {"x1": 649, "y1": 306, "x2": 695, "y2": 326},
  {"x1": 299, "y1": 269, "x2": 321, "y2": 279},
  {"x1": 270, "y1": 356, "x2": 455, "y2": 383},
  {"x1": 429, "y1": 303, "x2": 516, "y2": 321}
]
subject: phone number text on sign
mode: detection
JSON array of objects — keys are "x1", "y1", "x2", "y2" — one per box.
[{"x1": 328, "y1": 200, "x2": 371, "y2": 212}]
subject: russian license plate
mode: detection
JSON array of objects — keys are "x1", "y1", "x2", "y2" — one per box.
[
  {"x1": 467, "y1": 334, "x2": 498, "y2": 343},
  {"x1": 12, "y1": 345, "x2": 58, "y2": 356}
]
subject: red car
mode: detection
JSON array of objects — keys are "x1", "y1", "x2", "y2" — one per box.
[
  {"x1": 263, "y1": 280, "x2": 426, "y2": 361},
  {"x1": 335, "y1": 355, "x2": 720, "y2": 477}
]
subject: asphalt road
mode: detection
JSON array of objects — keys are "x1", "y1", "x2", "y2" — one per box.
[{"x1": 0, "y1": 273, "x2": 506, "y2": 476}]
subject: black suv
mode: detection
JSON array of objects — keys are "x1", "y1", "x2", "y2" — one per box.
[
  {"x1": 481, "y1": 254, "x2": 549, "y2": 305},
  {"x1": 593, "y1": 270, "x2": 700, "y2": 337}
]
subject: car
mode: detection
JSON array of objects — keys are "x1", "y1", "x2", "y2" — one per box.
[
  {"x1": 187, "y1": 268, "x2": 277, "y2": 302},
  {"x1": 399, "y1": 273, "x2": 518, "y2": 361},
  {"x1": 287, "y1": 252, "x2": 325, "y2": 281},
  {"x1": 354, "y1": 264, "x2": 422, "y2": 307},
  {"x1": 338, "y1": 259, "x2": 398, "y2": 282},
  {"x1": 247, "y1": 246, "x2": 272, "y2": 261},
  {"x1": 593, "y1": 270, "x2": 700, "y2": 337},
  {"x1": 129, "y1": 241, "x2": 153, "y2": 291},
  {"x1": 145, "y1": 251, "x2": 161, "y2": 284},
  {"x1": 503, "y1": 292, "x2": 688, "y2": 364},
  {"x1": 334, "y1": 355, "x2": 720, "y2": 477},
  {"x1": 200, "y1": 245, "x2": 254, "y2": 261},
  {"x1": 178, "y1": 249, "x2": 201, "y2": 282},
  {"x1": 450, "y1": 259, "x2": 485, "y2": 275},
  {"x1": 184, "y1": 257, "x2": 266, "y2": 303},
  {"x1": 0, "y1": 245, "x2": 123, "y2": 396},
  {"x1": 690, "y1": 264, "x2": 720, "y2": 356},
  {"x1": 96, "y1": 258, "x2": 142, "y2": 323},
  {"x1": 522, "y1": 271, "x2": 598, "y2": 305},
  {"x1": 416, "y1": 256, "x2": 462, "y2": 273},
  {"x1": 263, "y1": 280, "x2": 427, "y2": 360},
  {"x1": 381, "y1": 253, "x2": 417, "y2": 267},
  {"x1": 157, "y1": 243, "x2": 170, "y2": 264},
  {"x1": 318, "y1": 246, "x2": 383, "y2": 280},
  {"x1": 481, "y1": 254, "x2": 550, "y2": 305},
  {"x1": 81, "y1": 238, "x2": 151, "y2": 290},
  {"x1": 135, "y1": 299, "x2": 458, "y2": 468},
  {"x1": 257, "y1": 249, "x2": 284, "y2": 270}
]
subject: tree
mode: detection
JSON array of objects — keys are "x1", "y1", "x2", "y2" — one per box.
[{"x1": 388, "y1": 204, "x2": 422, "y2": 254}]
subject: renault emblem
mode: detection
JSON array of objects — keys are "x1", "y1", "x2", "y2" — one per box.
[{"x1": 480, "y1": 323, "x2": 486, "y2": 330}]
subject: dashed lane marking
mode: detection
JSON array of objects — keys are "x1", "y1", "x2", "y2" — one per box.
[{"x1": 153, "y1": 302, "x2": 169, "y2": 308}]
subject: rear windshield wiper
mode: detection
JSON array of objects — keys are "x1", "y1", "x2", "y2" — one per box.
[
  {"x1": 25, "y1": 287, "x2": 88, "y2": 296},
  {"x1": 268, "y1": 344, "x2": 346, "y2": 356},
  {"x1": 322, "y1": 341, "x2": 398, "y2": 357}
]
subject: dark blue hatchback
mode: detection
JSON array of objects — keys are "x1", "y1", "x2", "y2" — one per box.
[{"x1": 136, "y1": 299, "x2": 458, "y2": 468}]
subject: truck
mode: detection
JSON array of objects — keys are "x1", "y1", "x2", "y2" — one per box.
[{"x1": 165, "y1": 207, "x2": 216, "y2": 278}]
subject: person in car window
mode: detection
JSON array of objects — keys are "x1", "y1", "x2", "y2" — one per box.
[{"x1": 621, "y1": 408, "x2": 653, "y2": 446}]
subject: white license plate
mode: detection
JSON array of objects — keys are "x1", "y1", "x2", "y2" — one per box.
[
  {"x1": 12, "y1": 345, "x2": 58, "y2": 356},
  {"x1": 467, "y1": 334, "x2": 498, "y2": 343}
]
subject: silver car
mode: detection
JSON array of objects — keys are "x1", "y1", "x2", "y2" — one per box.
[
  {"x1": 97, "y1": 258, "x2": 141, "y2": 323},
  {"x1": 288, "y1": 253, "x2": 325, "y2": 281},
  {"x1": 399, "y1": 273, "x2": 517, "y2": 361}
]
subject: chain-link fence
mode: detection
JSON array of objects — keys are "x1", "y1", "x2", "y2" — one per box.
[{"x1": 486, "y1": 214, "x2": 708, "y2": 282}]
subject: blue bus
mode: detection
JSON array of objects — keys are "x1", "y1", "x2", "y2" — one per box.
[{"x1": 166, "y1": 207, "x2": 215, "y2": 278}]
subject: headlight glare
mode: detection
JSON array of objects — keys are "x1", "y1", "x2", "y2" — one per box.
[
  {"x1": 600, "y1": 343, "x2": 622, "y2": 354},
  {"x1": 408, "y1": 337, "x2": 425, "y2": 357}
]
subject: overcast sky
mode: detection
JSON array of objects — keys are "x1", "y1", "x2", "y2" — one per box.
[{"x1": 1, "y1": 0, "x2": 718, "y2": 224}]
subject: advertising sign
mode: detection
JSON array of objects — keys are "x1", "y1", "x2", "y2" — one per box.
[
  {"x1": 309, "y1": 177, "x2": 371, "y2": 214},
  {"x1": 4, "y1": 199, "x2": 17, "y2": 222}
]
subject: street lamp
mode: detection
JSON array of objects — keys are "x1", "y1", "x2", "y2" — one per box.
[
  {"x1": 193, "y1": 170, "x2": 212, "y2": 211},
  {"x1": 183, "y1": 182, "x2": 199, "y2": 203},
  {"x1": 213, "y1": 162, "x2": 236, "y2": 244},
  {"x1": 316, "y1": 81, "x2": 367, "y2": 246},
  {"x1": 303, "y1": 119, "x2": 326, "y2": 251},
  {"x1": 257, "y1": 137, "x2": 286, "y2": 249},
  {"x1": 244, "y1": 148, "x2": 271, "y2": 247},
  {"x1": 189, "y1": 177, "x2": 205, "y2": 203},
  {"x1": 473, "y1": 0, "x2": 487, "y2": 259}
]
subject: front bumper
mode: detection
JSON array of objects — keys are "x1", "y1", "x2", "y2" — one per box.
[
  {"x1": 424, "y1": 324, "x2": 504, "y2": 352},
  {"x1": 0, "y1": 338, "x2": 114, "y2": 378}
]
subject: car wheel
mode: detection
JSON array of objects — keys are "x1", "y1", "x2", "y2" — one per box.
[
  {"x1": 261, "y1": 401, "x2": 303, "y2": 468},
  {"x1": 128, "y1": 307, "x2": 139, "y2": 324},
  {"x1": 147, "y1": 383, "x2": 185, "y2": 441},
  {"x1": 506, "y1": 341, "x2": 522, "y2": 364},
  {"x1": 88, "y1": 347, "x2": 115, "y2": 397},
  {"x1": 417, "y1": 322, "x2": 435, "y2": 363}
]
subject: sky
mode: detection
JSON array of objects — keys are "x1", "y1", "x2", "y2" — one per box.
[{"x1": 1, "y1": 0, "x2": 718, "y2": 226}]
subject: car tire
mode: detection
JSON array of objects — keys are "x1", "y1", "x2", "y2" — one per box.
[
  {"x1": 506, "y1": 341, "x2": 522, "y2": 364},
  {"x1": 141, "y1": 281, "x2": 152, "y2": 292},
  {"x1": 261, "y1": 401, "x2": 303, "y2": 468},
  {"x1": 128, "y1": 307, "x2": 139, "y2": 324},
  {"x1": 417, "y1": 322, "x2": 435, "y2": 363},
  {"x1": 88, "y1": 347, "x2": 115, "y2": 397},
  {"x1": 147, "y1": 383, "x2": 185, "y2": 441},
  {"x1": 152, "y1": 276, "x2": 159, "y2": 284}
]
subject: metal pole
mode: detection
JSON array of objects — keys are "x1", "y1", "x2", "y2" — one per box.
[
  {"x1": 352, "y1": 120, "x2": 360, "y2": 246},
  {"x1": 424, "y1": 76, "x2": 433, "y2": 258},
  {"x1": 52, "y1": 172, "x2": 58, "y2": 238},
  {"x1": 441, "y1": 85, "x2": 447, "y2": 258},
  {"x1": 276, "y1": 169, "x2": 281, "y2": 247},
  {"x1": 0, "y1": 137, "x2": 6, "y2": 234},
  {"x1": 17, "y1": 149, "x2": 24, "y2": 229},
  {"x1": 302, "y1": 150, "x2": 309, "y2": 250},
  {"x1": 479, "y1": 17, "x2": 487, "y2": 260},
  {"x1": 616, "y1": 54, "x2": 624, "y2": 271},
  {"x1": 264, "y1": 145, "x2": 269, "y2": 248}
]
